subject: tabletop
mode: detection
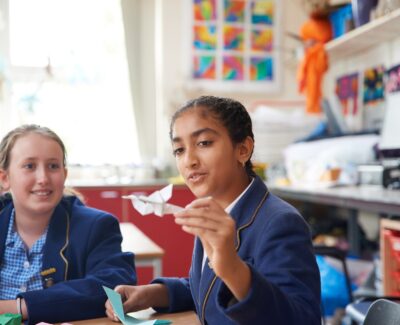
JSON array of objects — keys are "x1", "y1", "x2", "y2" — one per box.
[
  {"x1": 120, "y1": 222, "x2": 164, "y2": 259},
  {"x1": 57, "y1": 309, "x2": 200, "y2": 325}
]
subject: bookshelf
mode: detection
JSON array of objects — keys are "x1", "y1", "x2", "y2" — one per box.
[{"x1": 325, "y1": 8, "x2": 400, "y2": 60}]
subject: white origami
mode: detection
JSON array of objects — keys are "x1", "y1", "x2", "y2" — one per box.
[{"x1": 122, "y1": 184, "x2": 184, "y2": 217}]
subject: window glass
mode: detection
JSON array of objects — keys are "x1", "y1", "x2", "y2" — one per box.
[{"x1": 7, "y1": 0, "x2": 139, "y2": 165}]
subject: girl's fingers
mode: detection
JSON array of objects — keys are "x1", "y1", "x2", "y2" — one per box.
[{"x1": 175, "y1": 215, "x2": 219, "y2": 231}]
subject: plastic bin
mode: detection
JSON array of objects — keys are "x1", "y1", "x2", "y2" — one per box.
[
  {"x1": 385, "y1": 230, "x2": 400, "y2": 272},
  {"x1": 352, "y1": 0, "x2": 378, "y2": 27},
  {"x1": 329, "y1": 4, "x2": 354, "y2": 38}
]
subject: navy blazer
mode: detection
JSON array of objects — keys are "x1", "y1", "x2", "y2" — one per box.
[
  {"x1": 153, "y1": 176, "x2": 321, "y2": 325},
  {"x1": 0, "y1": 194, "x2": 136, "y2": 325}
]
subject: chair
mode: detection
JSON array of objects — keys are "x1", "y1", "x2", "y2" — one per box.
[
  {"x1": 346, "y1": 297, "x2": 400, "y2": 325},
  {"x1": 363, "y1": 299, "x2": 400, "y2": 325},
  {"x1": 314, "y1": 245, "x2": 353, "y2": 324},
  {"x1": 314, "y1": 245, "x2": 353, "y2": 303}
]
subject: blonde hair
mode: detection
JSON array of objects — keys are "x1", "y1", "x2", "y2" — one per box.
[{"x1": 0, "y1": 124, "x2": 67, "y2": 171}]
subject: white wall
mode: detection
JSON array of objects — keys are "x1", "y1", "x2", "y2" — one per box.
[{"x1": 131, "y1": 0, "x2": 308, "y2": 167}]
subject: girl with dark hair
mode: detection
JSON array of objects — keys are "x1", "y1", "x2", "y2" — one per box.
[{"x1": 106, "y1": 96, "x2": 321, "y2": 325}]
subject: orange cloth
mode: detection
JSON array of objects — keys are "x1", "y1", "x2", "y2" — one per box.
[{"x1": 297, "y1": 18, "x2": 332, "y2": 114}]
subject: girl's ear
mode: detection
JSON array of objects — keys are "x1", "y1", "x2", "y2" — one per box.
[
  {"x1": 0, "y1": 169, "x2": 10, "y2": 191},
  {"x1": 237, "y1": 136, "x2": 254, "y2": 165},
  {"x1": 64, "y1": 167, "x2": 68, "y2": 183}
]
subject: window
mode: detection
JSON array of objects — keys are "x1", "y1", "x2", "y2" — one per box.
[{"x1": 2, "y1": 0, "x2": 139, "y2": 165}]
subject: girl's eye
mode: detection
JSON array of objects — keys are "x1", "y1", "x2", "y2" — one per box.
[
  {"x1": 23, "y1": 163, "x2": 35, "y2": 170},
  {"x1": 173, "y1": 147, "x2": 184, "y2": 156},
  {"x1": 49, "y1": 163, "x2": 60, "y2": 170},
  {"x1": 198, "y1": 140, "x2": 213, "y2": 147}
]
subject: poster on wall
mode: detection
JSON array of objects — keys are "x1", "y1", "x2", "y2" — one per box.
[
  {"x1": 380, "y1": 63, "x2": 400, "y2": 155},
  {"x1": 188, "y1": 0, "x2": 281, "y2": 93},
  {"x1": 362, "y1": 65, "x2": 385, "y2": 131},
  {"x1": 335, "y1": 72, "x2": 361, "y2": 131}
]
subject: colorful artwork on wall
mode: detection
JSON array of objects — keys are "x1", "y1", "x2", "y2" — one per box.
[
  {"x1": 189, "y1": 0, "x2": 280, "y2": 92},
  {"x1": 363, "y1": 65, "x2": 385, "y2": 130},
  {"x1": 223, "y1": 26, "x2": 245, "y2": 51},
  {"x1": 251, "y1": 0, "x2": 274, "y2": 25},
  {"x1": 223, "y1": 55, "x2": 244, "y2": 80},
  {"x1": 193, "y1": 55, "x2": 216, "y2": 79},
  {"x1": 251, "y1": 29, "x2": 273, "y2": 52},
  {"x1": 224, "y1": 0, "x2": 245, "y2": 22},
  {"x1": 194, "y1": 0, "x2": 217, "y2": 21},
  {"x1": 250, "y1": 57, "x2": 273, "y2": 80},
  {"x1": 193, "y1": 25, "x2": 217, "y2": 50},
  {"x1": 335, "y1": 73, "x2": 361, "y2": 131}
]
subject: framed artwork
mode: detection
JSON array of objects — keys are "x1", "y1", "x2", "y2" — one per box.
[
  {"x1": 335, "y1": 72, "x2": 361, "y2": 131},
  {"x1": 362, "y1": 65, "x2": 385, "y2": 131},
  {"x1": 187, "y1": 0, "x2": 281, "y2": 93}
]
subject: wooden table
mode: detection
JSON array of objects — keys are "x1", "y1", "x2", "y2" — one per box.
[
  {"x1": 120, "y1": 223, "x2": 164, "y2": 278},
  {"x1": 60, "y1": 309, "x2": 200, "y2": 325}
]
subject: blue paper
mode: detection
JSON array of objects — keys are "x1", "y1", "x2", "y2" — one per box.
[{"x1": 103, "y1": 286, "x2": 171, "y2": 325}]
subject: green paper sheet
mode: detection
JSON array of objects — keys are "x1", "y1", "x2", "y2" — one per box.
[
  {"x1": 0, "y1": 313, "x2": 22, "y2": 325},
  {"x1": 103, "y1": 286, "x2": 171, "y2": 325}
]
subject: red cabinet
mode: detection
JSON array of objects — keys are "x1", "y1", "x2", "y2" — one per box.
[
  {"x1": 77, "y1": 187, "x2": 124, "y2": 220},
  {"x1": 76, "y1": 184, "x2": 196, "y2": 284}
]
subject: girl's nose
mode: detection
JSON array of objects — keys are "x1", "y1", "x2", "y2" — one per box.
[
  {"x1": 184, "y1": 148, "x2": 199, "y2": 168},
  {"x1": 36, "y1": 166, "x2": 49, "y2": 184}
]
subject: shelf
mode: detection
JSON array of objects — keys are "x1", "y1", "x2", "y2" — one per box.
[
  {"x1": 328, "y1": 0, "x2": 351, "y2": 5},
  {"x1": 326, "y1": 8, "x2": 400, "y2": 60}
]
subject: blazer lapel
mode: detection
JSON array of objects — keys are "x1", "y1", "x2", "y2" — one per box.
[
  {"x1": 190, "y1": 237, "x2": 204, "y2": 305},
  {"x1": 0, "y1": 203, "x2": 13, "y2": 262},
  {"x1": 230, "y1": 176, "x2": 269, "y2": 230},
  {"x1": 41, "y1": 200, "x2": 70, "y2": 287}
]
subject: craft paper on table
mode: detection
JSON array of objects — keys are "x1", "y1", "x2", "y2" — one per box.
[
  {"x1": 0, "y1": 313, "x2": 22, "y2": 325},
  {"x1": 103, "y1": 286, "x2": 171, "y2": 325},
  {"x1": 122, "y1": 184, "x2": 184, "y2": 217}
]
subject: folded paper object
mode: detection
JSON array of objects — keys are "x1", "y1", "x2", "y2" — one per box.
[{"x1": 0, "y1": 313, "x2": 22, "y2": 325}]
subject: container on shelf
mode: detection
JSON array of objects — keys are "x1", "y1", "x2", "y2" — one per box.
[
  {"x1": 329, "y1": 4, "x2": 354, "y2": 38},
  {"x1": 351, "y1": 0, "x2": 378, "y2": 27}
]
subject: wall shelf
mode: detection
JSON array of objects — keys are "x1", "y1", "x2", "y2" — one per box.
[{"x1": 326, "y1": 8, "x2": 400, "y2": 60}]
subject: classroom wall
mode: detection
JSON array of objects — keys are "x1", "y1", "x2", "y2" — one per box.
[
  {"x1": 324, "y1": 37, "x2": 400, "y2": 97},
  {"x1": 323, "y1": 35, "x2": 400, "y2": 242},
  {"x1": 124, "y1": 0, "x2": 308, "y2": 167}
]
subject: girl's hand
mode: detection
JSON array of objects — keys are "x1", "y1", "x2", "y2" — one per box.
[
  {"x1": 174, "y1": 197, "x2": 239, "y2": 279},
  {"x1": 105, "y1": 284, "x2": 169, "y2": 322}
]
